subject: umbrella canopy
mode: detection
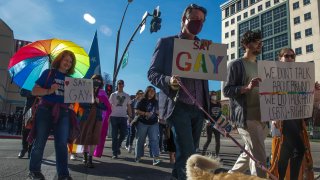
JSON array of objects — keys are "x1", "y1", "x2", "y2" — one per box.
[{"x1": 8, "y1": 39, "x2": 90, "y2": 90}]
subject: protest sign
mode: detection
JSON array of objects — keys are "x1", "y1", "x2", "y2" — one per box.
[
  {"x1": 258, "y1": 61, "x2": 315, "y2": 121},
  {"x1": 172, "y1": 38, "x2": 227, "y2": 81},
  {"x1": 64, "y1": 77, "x2": 94, "y2": 103}
]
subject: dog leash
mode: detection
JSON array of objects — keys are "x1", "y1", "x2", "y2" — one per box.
[{"x1": 176, "y1": 79, "x2": 278, "y2": 180}]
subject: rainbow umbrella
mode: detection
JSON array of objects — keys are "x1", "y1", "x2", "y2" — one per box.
[{"x1": 8, "y1": 39, "x2": 90, "y2": 90}]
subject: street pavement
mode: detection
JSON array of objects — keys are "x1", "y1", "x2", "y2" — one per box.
[{"x1": 0, "y1": 130, "x2": 319, "y2": 180}]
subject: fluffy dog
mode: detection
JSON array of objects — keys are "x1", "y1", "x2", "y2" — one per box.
[{"x1": 186, "y1": 154, "x2": 266, "y2": 180}]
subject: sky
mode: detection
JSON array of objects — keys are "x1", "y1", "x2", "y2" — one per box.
[{"x1": 0, "y1": 0, "x2": 227, "y2": 95}]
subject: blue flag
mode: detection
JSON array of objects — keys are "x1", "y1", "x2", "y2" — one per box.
[{"x1": 84, "y1": 31, "x2": 101, "y2": 78}]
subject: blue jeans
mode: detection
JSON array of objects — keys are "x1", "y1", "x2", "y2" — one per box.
[
  {"x1": 29, "y1": 105, "x2": 70, "y2": 176},
  {"x1": 126, "y1": 123, "x2": 136, "y2": 147},
  {"x1": 167, "y1": 102, "x2": 204, "y2": 180},
  {"x1": 135, "y1": 122, "x2": 159, "y2": 159},
  {"x1": 110, "y1": 116, "x2": 127, "y2": 156}
]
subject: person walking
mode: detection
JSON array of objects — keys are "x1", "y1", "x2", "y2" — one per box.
[
  {"x1": 134, "y1": 86, "x2": 161, "y2": 166},
  {"x1": 27, "y1": 50, "x2": 76, "y2": 180},
  {"x1": 126, "y1": 90, "x2": 144, "y2": 153},
  {"x1": 75, "y1": 75, "x2": 107, "y2": 168},
  {"x1": 202, "y1": 92, "x2": 221, "y2": 159},
  {"x1": 109, "y1": 80, "x2": 132, "y2": 159},
  {"x1": 223, "y1": 30, "x2": 268, "y2": 178},
  {"x1": 148, "y1": 4, "x2": 209, "y2": 179}
]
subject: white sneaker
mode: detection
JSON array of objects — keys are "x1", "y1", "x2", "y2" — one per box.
[{"x1": 70, "y1": 154, "x2": 76, "y2": 160}]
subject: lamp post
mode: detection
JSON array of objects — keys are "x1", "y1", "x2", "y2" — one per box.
[{"x1": 112, "y1": 0, "x2": 133, "y2": 91}]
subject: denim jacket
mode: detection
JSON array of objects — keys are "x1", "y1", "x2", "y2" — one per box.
[{"x1": 223, "y1": 59, "x2": 248, "y2": 128}]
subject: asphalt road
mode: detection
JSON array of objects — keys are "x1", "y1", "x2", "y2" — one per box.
[{"x1": 0, "y1": 133, "x2": 319, "y2": 180}]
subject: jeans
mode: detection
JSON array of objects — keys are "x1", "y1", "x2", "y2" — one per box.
[
  {"x1": 135, "y1": 122, "x2": 159, "y2": 159},
  {"x1": 158, "y1": 123, "x2": 166, "y2": 151},
  {"x1": 110, "y1": 116, "x2": 127, "y2": 156},
  {"x1": 126, "y1": 123, "x2": 136, "y2": 147},
  {"x1": 202, "y1": 125, "x2": 220, "y2": 156},
  {"x1": 29, "y1": 105, "x2": 70, "y2": 176},
  {"x1": 167, "y1": 102, "x2": 204, "y2": 180}
]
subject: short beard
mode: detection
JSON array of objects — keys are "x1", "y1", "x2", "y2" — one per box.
[{"x1": 252, "y1": 50, "x2": 261, "y2": 56}]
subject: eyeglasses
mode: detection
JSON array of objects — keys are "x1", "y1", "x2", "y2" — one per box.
[
  {"x1": 186, "y1": 4, "x2": 207, "y2": 16},
  {"x1": 118, "y1": 83, "x2": 124, "y2": 85},
  {"x1": 283, "y1": 54, "x2": 296, "y2": 59}
]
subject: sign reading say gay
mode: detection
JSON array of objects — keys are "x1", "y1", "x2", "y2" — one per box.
[
  {"x1": 172, "y1": 38, "x2": 227, "y2": 81},
  {"x1": 64, "y1": 77, "x2": 94, "y2": 103}
]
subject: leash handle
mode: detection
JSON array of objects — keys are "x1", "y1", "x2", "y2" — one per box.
[{"x1": 176, "y1": 79, "x2": 278, "y2": 180}]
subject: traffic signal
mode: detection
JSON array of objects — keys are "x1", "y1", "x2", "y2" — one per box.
[
  {"x1": 105, "y1": 84, "x2": 112, "y2": 97},
  {"x1": 150, "y1": 7, "x2": 161, "y2": 33}
]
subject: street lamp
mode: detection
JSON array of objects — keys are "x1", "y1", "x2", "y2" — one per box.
[
  {"x1": 112, "y1": 5, "x2": 162, "y2": 91},
  {"x1": 112, "y1": 0, "x2": 133, "y2": 91}
]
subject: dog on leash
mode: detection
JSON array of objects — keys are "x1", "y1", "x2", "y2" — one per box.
[{"x1": 186, "y1": 154, "x2": 266, "y2": 180}]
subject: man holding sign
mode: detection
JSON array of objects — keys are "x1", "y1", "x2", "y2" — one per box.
[
  {"x1": 223, "y1": 30, "x2": 268, "y2": 178},
  {"x1": 148, "y1": 4, "x2": 209, "y2": 180}
]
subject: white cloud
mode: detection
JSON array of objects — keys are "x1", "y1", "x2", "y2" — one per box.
[
  {"x1": 0, "y1": 0, "x2": 55, "y2": 41},
  {"x1": 57, "y1": 0, "x2": 64, "y2": 2},
  {"x1": 99, "y1": 25, "x2": 112, "y2": 37}
]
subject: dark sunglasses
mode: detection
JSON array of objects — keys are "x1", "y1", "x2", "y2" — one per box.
[
  {"x1": 186, "y1": 4, "x2": 207, "y2": 16},
  {"x1": 283, "y1": 54, "x2": 295, "y2": 59},
  {"x1": 118, "y1": 83, "x2": 124, "y2": 85}
]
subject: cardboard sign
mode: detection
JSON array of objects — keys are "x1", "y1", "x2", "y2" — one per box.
[
  {"x1": 172, "y1": 38, "x2": 227, "y2": 81},
  {"x1": 64, "y1": 77, "x2": 94, "y2": 103},
  {"x1": 258, "y1": 61, "x2": 315, "y2": 121}
]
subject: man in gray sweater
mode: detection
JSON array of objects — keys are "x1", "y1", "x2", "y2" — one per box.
[{"x1": 223, "y1": 30, "x2": 268, "y2": 178}]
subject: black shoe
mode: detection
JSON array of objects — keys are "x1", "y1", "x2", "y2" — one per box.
[
  {"x1": 18, "y1": 149, "x2": 27, "y2": 158},
  {"x1": 58, "y1": 175, "x2": 72, "y2": 180},
  {"x1": 86, "y1": 156, "x2": 94, "y2": 168},
  {"x1": 27, "y1": 172, "x2": 45, "y2": 180},
  {"x1": 83, "y1": 152, "x2": 88, "y2": 164}
]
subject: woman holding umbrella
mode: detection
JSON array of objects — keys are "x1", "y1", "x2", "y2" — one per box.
[{"x1": 28, "y1": 50, "x2": 76, "y2": 180}]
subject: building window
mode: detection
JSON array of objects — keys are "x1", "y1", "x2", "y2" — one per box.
[
  {"x1": 244, "y1": 12, "x2": 248, "y2": 18},
  {"x1": 237, "y1": 15, "x2": 241, "y2": 21},
  {"x1": 244, "y1": 0, "x2": 249, "y2": 8},
  {"x1": 294, "y1": 17, "x2": 300, "y2": 24},
  {"x1": 293, "y1": 2, "x2": 299, "y2": 10},
  {"x1": 250, "y1": 0, "x2": 256, "y2": 5},
  {"x1": 231, "y1": 18, "x2": 235, "y2": 24},
  {"x1": 237, "y1": 1, "x2": 242, "y2": 11},
  {"x1": 294, "y1": 31, "x2": 301, "y2": 39},
  {"x1": 295, "y1": 47, "x2": 302, "y2": 55},
  {"x1": 274, "y1": 34, "x2": 288, "y2": 49},
  {"x1": 263, "y1": 39, "x2": 273, "y2": 52},
  {"x1": 306, "y1": 44, "x2": 313, "y2": 53},
  {"x1": 262, "y1": 24, "x2": 273, "y2": 38},
  {"x1": 262, "y1": 11, "x2": 273, "y2": 24},
  {"x1": 231, "y1": 4, "x2": 236, "y2": 14},
  {"x1": 294, "y1": 32, "x2": 301, "y2": 39},
  {"x1": 263, "y1": 52, "x2": 274, "y2": 60},
  {"x1": 225, "y1": 7, "x2": 230, "y2": 17},
  {"x1": 231, "y1": 53, "x2": 235, "y2": 60},
  {"x1": 274, "y1": 0, "x2": 279, "y2": 4},
  {"x1": 231, "y1": 30, "x2": 235, "y2": 36},
  {"x1": 250, "y1": 8, "x2": 255, "y2": 15},
  {"x1": 231, "y1": 41, "x2": 235, "y2": 48},
  {"x1": 303, "y1": 0, "x2": 310, "y2": 5},
  {"x1": 273, "y1": 5, "x2": 287, "y2": 20},
  {"x1": 225, "y1": 21, "x2": 229, "y2": 27},
  {"x1": 258, "y1": 5, "x2": 263, "y2": 12},
  {"x1": 304, "y1": 12, "x2": 311, "y2": 21},
  {"x1": 266, "y1": 1, "x2": 271, "y2": 8},
  {"x1": 225, "y1": 32, "x2": 229, "y2": 38},
  {"x1": 274, "y1": 19, "x2": 287, "y2": 34},
  {"x1": 305, "y1": 28, "x2": 312, "y2": 36},
  {"x1": 250, "y1": 17, "x2": 260, "y2": 30},
  {"x1": 239, "y1": 21, "x2": 249, "y2": 35}
]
